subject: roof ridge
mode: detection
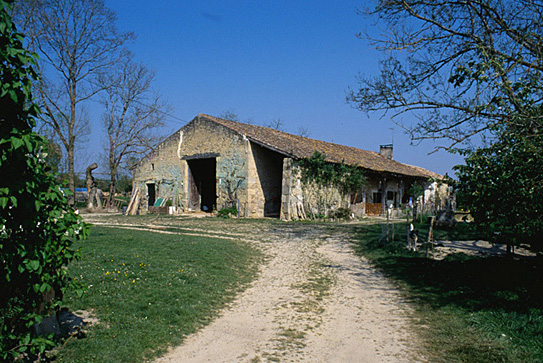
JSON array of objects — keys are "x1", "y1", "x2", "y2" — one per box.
[
  {"x1": 200, "y1": 113, "x2": 384, "y2": 156},
  {"x1": 195, "y1": 113, "x2": 439, "y2": 179}
]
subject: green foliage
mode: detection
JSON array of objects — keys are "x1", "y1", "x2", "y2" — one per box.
[
  {"x1": 298, "y1": 151, "x2": 365, "y2": 197},
  {"x1": 408, "y1": 183, "x2": 424, "y2": 199},
  {"x1": 42, "y1": 137, "x2": 62, "y2": 173},
  {"x1": 298, "y1": 151, "x2": 365, "y2": 219},
  {"x1": 328, "y1": 207, "x2": 351, "y2": 220},
  {"x1": 116, "y1": 174, "x2": 133, "y2": 194},
  {"x1": 454, "y1": 114, "x2": 543, "y2": 250},
  {"x1": 0, "y1": 1, "x2": 89, "y2": 360},
  {"x1": 217, "y1": 206, "x2": 237, "y2": 219}
]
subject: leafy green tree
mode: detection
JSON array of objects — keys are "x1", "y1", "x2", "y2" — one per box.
[
  {"x1": 454, "y1": 117, "x2": 543, "y2": 252},
  {"x1": 0, "y1": 1, "x2": 89, "y2": 360},
  {"x1": 349, "y1": 0, "x2": 543, "y2": 251},
  {"x1": 116, "y1": 174, "x2": 133, "y2": 194},
  {"x1": 42, "y1": 136, "x2": 62, "y2": 173}
]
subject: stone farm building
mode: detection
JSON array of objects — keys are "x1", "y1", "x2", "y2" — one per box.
[{"x1": 130, "y1": 114, "x2": 449, "y2": 219}]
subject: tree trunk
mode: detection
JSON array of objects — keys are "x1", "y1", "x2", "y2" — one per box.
[
  {"x1": 108, "y1": 152, "x2": 117, "y2": 207},
  {"x1": 108, "y1": 162, "x2": 117, "y2": 208},
  {"x1": 108, "y1": 180, "x2": 117, "y2": 207},
  {"x1": 67, "y1": 144, "x2": 75, "y2": 206}
]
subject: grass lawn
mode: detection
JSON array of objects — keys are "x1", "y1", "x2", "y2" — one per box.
[
  {"x1": 352, "y1": 222, "x2": 543, "y2": 362},
  {"x1": 56, "y1": 225, "x2": 262, "y2": 362}
]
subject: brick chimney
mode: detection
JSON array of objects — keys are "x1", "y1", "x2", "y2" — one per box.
[{"x1": 380, "y1": 144, "x2": 393, "y2": 160}]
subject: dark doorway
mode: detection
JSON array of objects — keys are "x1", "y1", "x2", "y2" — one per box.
[
  {"x1": 187, "y1": 158, "x2": 216, "y2": 212},
  {"x1": 251, "y1": 143, "x2": 284, "y2": 217},
  {"x1": 147, "y1": 183, "x2": 156, "y2": 206}
]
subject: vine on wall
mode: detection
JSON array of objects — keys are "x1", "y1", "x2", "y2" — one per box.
[{"x1": 298, "y1": 151, "x2": 366, "y2": 219}]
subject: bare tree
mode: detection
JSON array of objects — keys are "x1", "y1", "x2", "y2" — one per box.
[
  {"x1": 100, "y1": 54, "x2": 167, "y2": 207},
  {"x1": 265, "y1": 117, "x2": 285, "y2": 131},
  {"x1": 218, "y1": 110, "x2": 257, "y2": 125},
  {"x1": 297, "y1": 126, "x2": 311, "y2": 138},
  {"x1": 13, "y1": 0, "x2": 133, "y2": 202},
  {"x1": 218, "y1": 109, "x2": 240, "y2": 122},
  {"x1": 348, "y1": 0, "x2": 543, "y2": 151}
]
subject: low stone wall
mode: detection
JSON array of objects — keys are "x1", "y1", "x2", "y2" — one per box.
[{"x1": 350, "y1": 203, "x2": 365, "y2": 217}]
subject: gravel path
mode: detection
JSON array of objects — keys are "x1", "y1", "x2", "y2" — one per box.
[{"x1": 85, "y1": 215, "x2": 422, "y2": 362}]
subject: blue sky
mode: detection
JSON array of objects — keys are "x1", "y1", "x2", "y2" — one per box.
[{"x1": 86, "y1": 0, "x2": 465, "y2": 176}]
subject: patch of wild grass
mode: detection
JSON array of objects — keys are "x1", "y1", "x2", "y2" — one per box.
[
  {"x1": 57, "y1": 226, "x2": 261, "y2": 362},
  {"x1": 352, "y1": 223, "x2": 543, "y2": 362}
]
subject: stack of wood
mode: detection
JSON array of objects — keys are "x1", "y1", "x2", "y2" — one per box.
[{"x1": 125, "y1": 188, "x2": 140, "y2": 215}]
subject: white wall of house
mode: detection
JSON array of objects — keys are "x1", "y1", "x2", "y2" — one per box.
[{"x1": 420, "y1": 181, "x2": 451, "y2": 214}]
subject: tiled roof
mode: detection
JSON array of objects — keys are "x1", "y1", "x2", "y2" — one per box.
[{"x1": 197, "y1": 114, "x2": 442, "y2": 179}]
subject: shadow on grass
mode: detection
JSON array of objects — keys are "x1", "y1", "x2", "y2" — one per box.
[{"x1": 351, "y1": 223, "x2": 543, "y2": 363}]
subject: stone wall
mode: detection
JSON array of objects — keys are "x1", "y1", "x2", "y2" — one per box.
[
  {"x1": 421, "y1": 180, "x2": 451, "y2": 214},
  {"x1": 301, "y1": 182, "x2": 349, "y2": 218},
  {"x1": 132, "y1": 116, "x2": 251, "y2": 214},
  {"x1": 180, "y1": 118, "x2": 249, "y2": 213},
  {"x1": 131, "y1": 116, "x2": 446, "y2": 218},
  {"x1": 280, "y1": 159, "x2": 349, "y2": 220},
  {"x1": 131, "y1": 116, "x2": 289, "y2": 217},
  {"x1": 280, "y1": 166, "x2": 430, "y2": 219},
  {"x1": 247, "y1": 142, "x2": 284, "y2": 217},
  {"x1": 280, "y1": 158, "x2": 304, "y2": 220},
  {"x1": 132, "y1": 130, "x2": 185, "y2": 213}
]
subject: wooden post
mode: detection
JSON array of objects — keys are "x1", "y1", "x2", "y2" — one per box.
[
  {"x1": 406, "y1": 209, "x2": 410, "y2": 247},
  {"x1": 381, "y1": 177, "x2": 387, "y2": 216},
  {"x1": 426, "y1": 216, "x2": 435, "y2": 258},
  {"x1": 386, "y1": 207, "x2": 390, "y2": 243},
  {"x1": 392, "y1": 214, "x2": 395, "y2": 241}
]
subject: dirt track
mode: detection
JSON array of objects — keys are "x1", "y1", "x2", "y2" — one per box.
[{"x1": 85, "y1": 215, "x2": 422, "y2": 362}]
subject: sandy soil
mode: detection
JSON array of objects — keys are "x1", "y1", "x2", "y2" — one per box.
[{"x1": 92, "y1": 219, "x2": 422, "y2": 363}]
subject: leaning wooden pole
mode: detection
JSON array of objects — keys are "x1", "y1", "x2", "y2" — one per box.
[
  {"x1": 386, "y1": 207, "x2": 390, "y2": 244},
  {"x1": 406, "y1": 209, "x2": 410, "y2": 247},
  {"x1": 426, "y1": 216, "x2": 435, "y2": 258}
]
